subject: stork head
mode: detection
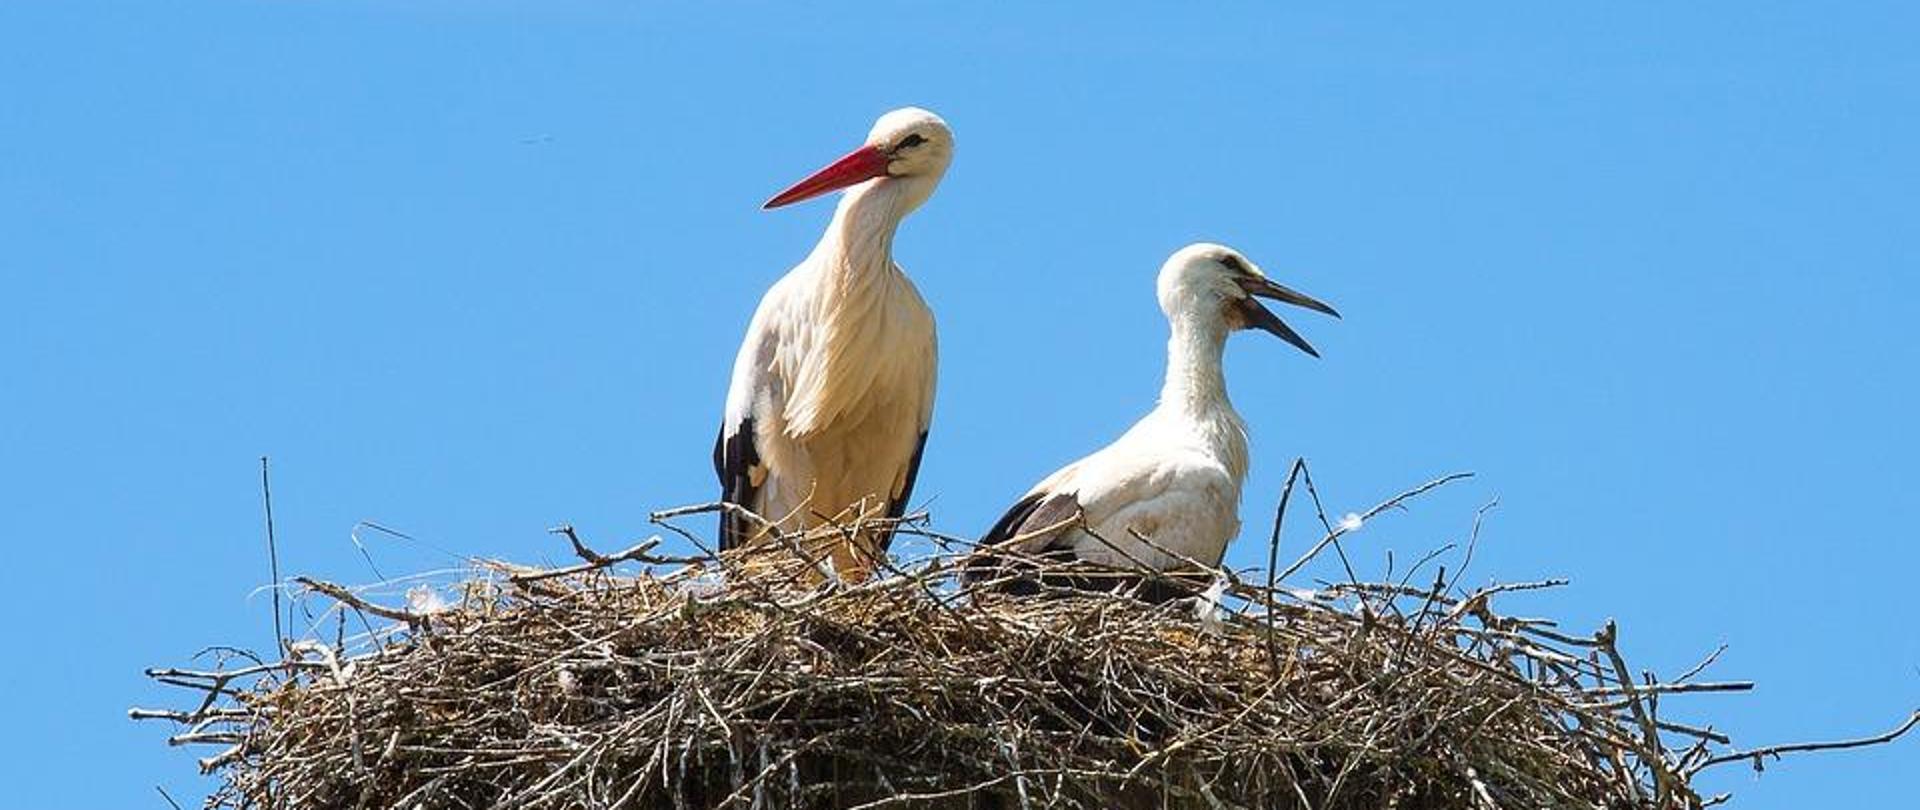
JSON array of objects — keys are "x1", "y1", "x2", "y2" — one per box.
[
  {"x1": 1156, "y1": 243, "x2": 1340, "y2": 357},
  {"x1": 763, "y1": 107, "x2": 954, "y2": 210}
]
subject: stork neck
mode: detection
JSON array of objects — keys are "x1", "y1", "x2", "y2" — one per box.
[
  {"x1": 811, "y1": 178, "x2": 914, "y2": 281},
  {"x1": 1158, "y1": 315, "x2": 1233, "y2": 416}
]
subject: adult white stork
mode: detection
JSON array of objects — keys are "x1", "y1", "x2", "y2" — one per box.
[
  {"x1": 965, "y1": 243, "x2": 1338, "y2": 601},
  {"x1": 714, "y1": 107, "x2": 953, "y2": 580}
]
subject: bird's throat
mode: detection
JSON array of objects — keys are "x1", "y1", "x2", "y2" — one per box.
[
  {"x1": 817, "y1": 178, "x2": 911, "y2": 280},
  {"x1": 1159, "y1": 319, "x2": 1233, "y2": 416}
]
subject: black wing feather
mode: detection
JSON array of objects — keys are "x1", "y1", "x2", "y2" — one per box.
[
  {"x1": 963, "y1": 490, "x2": 1200, "y2": 604},
  {"x1": 873, "y1": 430, "x2": 931, "y2": 554},
  {"x1": 713, "y1": 417, "x2": 760, "y2": 551},
  {"x1": 963, "y1": 490, "x2": 1080, "y2": 593},
  {"x1": 980, "y1": 492, "x2": 1045, "y2": 550}
]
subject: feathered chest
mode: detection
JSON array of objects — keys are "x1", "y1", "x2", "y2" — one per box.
[
  {"x1": 776, "y1": 266, "x2": 937, "y2": 439},
  {"x1": 1134, "y1": 406, "x2": 1251, "y2": 484}
]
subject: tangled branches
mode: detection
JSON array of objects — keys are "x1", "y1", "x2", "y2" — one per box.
[{"x1": 136, "y1": 475, "x2": 1916, "y2": 809}]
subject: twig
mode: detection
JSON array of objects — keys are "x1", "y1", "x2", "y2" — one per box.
[
  {"x1": 259, "y1": 456, "x2": 283, "y2": 656},
  {"x1": 1597, "y1": 620, "x2": 1667, "y2": 805},
  {"x1": 1446, "y1": 498, "x2": 1499, "y2": 596},
  {"x1": 1275, "y1": 472, "x2": 1474, "y2": 584},
  {"x1": 292, "y1": 577, "x2": 424, "y2": 626},
  {"x1": 549, "y1": 524, "x2": 607, "y2": 564},
  {"x1": 507, "y1": 538, "x2": 673, "y2": 584},
  {"x1": 1587, "y1": 681, "x2": 1754, "y2": 698},
  {"x1": 1265, "y1": 458, "x2": 1309, "y2": 675},
  {"x1": 1673, "y1": 644, "x2": 1728, "y2": 684},
  {"x1": 1696, "y1": 709, "x2": 1920, "y2": 772}
]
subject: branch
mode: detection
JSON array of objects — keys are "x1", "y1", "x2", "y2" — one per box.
[
  {"x1": 1274, "y1": 472, "x2": 1474, "y2": 584},
  {"x1": 1697, "y1": 709, "x2": 1920, "y2": 772},
  {"x1": 292, "y1": 577, "x2": 423, "y2": 626}
]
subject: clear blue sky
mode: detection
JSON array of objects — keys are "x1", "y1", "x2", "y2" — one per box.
[{"x1": 3, "y1": 2, "x2": 1915, "y2": 806}]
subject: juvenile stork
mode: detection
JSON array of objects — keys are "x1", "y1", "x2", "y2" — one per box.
[
  {"x1": 966, "y1": 243, "x2": 1338, "y2": 601},
  {"x1": 714, "y1": 108, "x2": 953, "y2": 580}
]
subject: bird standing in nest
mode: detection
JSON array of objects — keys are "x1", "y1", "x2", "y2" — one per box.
[
  {"x1": 966, "y1": 243, "x2": 1338, "y2": 601},
  {"x1": 714, "y1": 108, "x2": 954, "y2": 582}
]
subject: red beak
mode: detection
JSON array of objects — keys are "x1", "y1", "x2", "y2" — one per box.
[{"x1": 762, "y1": 144, "x2": 892, "y2": 209}]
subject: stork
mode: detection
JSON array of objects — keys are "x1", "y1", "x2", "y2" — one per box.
[
  {"x1": 965, "y1": 243, "x2": 1338, "y2": 601},
  {"x1": 714, "y1": 107, "x2": 953, "y2": 581}
]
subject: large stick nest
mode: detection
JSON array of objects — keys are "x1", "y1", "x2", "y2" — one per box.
[{"x1": 139, "y1": 475, "x2": 1911, "y2": 809}]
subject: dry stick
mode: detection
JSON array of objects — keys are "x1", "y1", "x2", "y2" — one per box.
[
  {"x1": 1696, "y1": 709, "x2": 1920, "y2": 772},
  {"x1": 1597, "y1": 620, "x2": 1669, "y2": 806},
  {"x1": 194, "y1": 645, "x2": 268, "y2": 670},
  {"x1": 1444, "y1": 498, "x2": 1500, "y2": 597},
  {"x1": 1657, "y1": 719, "x2": 1731, "y2": 745},
  {"x1": 1447, "y1": 579, "x2": 1576, "y2": 642},
  {"x1": 1274, "y1": 472, "x2": 1474, "y2": 585},
  {"x1": 655, "y1": 500, "x2": 837, "y2": 590},
  {"x1": 508, "y1": 538, "x2": 676, "y2": 584},
  {"x1": 1394, "y1": 542, "x2": 1457, "y2": 598},
  {"x1": 839, "y1": 774, "x2": 1015, "y2": 809},
  {"x1": 1273, "y1": 459, "x2": 1362, "y2": 591},
  {"x1": 650, "y1": 502, "x2": 827, "y2": 597},
  {"x1": 1400, "y1": 566, "x2": 1449, "y2": 658},
  {"x1": 646, "y1": 506, "x2": 886, "y2": 638},
  {"x1": 646, "y1": 506, "x2": 726, "y2": 561},
  {"x1": 1292, "y1": 465, "x2": 1365, "y2": 590},
  {"x1": 1264, "y1": 458, "x2": 1310, "y2": 674},
  {"x1": 140, "y1": 659, "x2": 318, "y2": 725},
  {"x1": 155, "y1": 786, "x2": 184, "y2": 810},
  {"x1": 1113, "y1": 520, "x2": 1269, "y2": 601},
  {"x1": 1673, "y1": 644, "x2": 1729, "y2": 684},
  {"x1": 291, "y1": 577, "x2": 424, "y2": 626},
  {"x1": 549, "y1": 523, "x2": 607, "y2": 564},
  {"x1": 259, "y1": 456, "x2": 284, "y2": 657},
  {"x1": 290, "y1": 639, "x2": 369, "y2": 775},
  {"x1": 1587, "y1": 681, "x2": 1753, "y2": 699}
]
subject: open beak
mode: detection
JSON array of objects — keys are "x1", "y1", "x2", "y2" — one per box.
[
  {"x1": 1234, "y1": 275, "x2": 1341, "y2": 358},
  {"x1": 763, "y1": 144, "x2": 892, "y2": 209}
]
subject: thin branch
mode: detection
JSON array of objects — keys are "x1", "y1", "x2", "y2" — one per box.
[
  {"x1": 1697, "y1": 709, "x2": 1920, "y2": 772},
  {"x1": 259, "y1": 456, "x2": 283, "y2": 656},
  {"x1": 1275, "y1": 472, "x2": 1474, "y2": 584},
  {"x1": 291, "y1": 577, "x2": 424, "y2": 626}
]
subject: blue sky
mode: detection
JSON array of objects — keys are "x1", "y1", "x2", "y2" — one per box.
[{"x1": 3, "y1": 2, "x2": 1916, "y2": 806}]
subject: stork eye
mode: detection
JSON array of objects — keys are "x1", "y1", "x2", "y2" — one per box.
[
  {"x1": 896, "y1": 133, "x2": 926, "y2": 150},
  {"x1": 1218, "y1": 255, "x2": 1251, "y2": 275}
]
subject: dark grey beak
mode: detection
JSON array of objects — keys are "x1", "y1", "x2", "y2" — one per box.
[{"x1": 1233, "y1": 276, "x2": 1341, "y2": 357}]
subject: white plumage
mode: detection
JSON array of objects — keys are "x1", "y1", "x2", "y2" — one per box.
[
  {"x1": 714, "y1": 108, "x2": 953, "y2": 580},
  {"x1": 968, "y1": 243, "x2": 1338, "y2": 599}
]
